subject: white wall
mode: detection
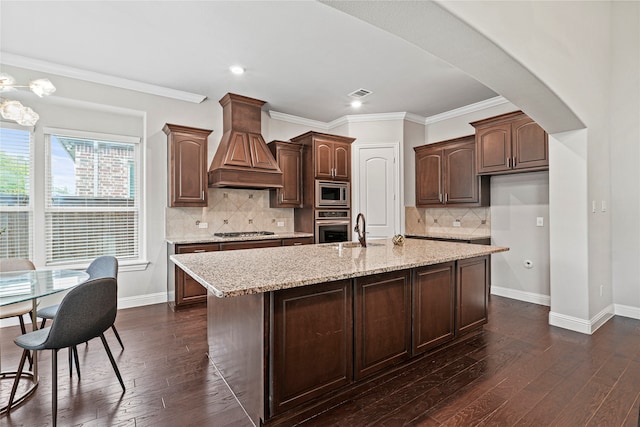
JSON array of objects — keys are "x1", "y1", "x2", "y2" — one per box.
[
  {"x1": 491, "y1": 172, "x2": 550, "y2": 305},
  {"x1": 610, "y1": 1, "x2": 640, "y2": 316}
]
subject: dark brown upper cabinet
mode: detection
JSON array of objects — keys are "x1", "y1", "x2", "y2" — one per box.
[
  {"x1": 471, "y1": 111, "x2": 549, "y2": 175},
  {"x1": 163, "y1": 123, "x2": 212, "y2": 207},
  {"x1": 268, "y1": 141, "x2": 304, "y2": 208},
  {"x1": 290, "y1": 131, "x2": 354, "y2": 181},
  {"x1": 414, "y1": 135, "x2": 489, "y2": 208}
]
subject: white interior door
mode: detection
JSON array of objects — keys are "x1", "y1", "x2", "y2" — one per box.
[{"x1": 354, "y1": 144, "x2": 399, "y2": 240}]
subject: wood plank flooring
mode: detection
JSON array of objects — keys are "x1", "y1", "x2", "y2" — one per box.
[{"x1": 1, "y1": 295, "x2": 639, "y2": 426}]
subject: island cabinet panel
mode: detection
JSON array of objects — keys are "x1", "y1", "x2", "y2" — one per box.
[
  {"x1": 354, "y1": 270, "x2": 411, "y2": 380},
  {"x1": 412, "y1": 262, "x2": 456, "y2": 356},
  {"x1": 456, "y1": 255, "x2": 490, "y2": 335},
  {"x1": 270, "y1": 279, "x2": 353, "y2": 415}
]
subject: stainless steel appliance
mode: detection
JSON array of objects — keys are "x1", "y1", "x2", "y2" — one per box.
[
  {"x1": 315, "y1": 210, "x2": 350, "y2": 244},
  {"x1": 315, "y1": 180, "x2": 350, "y2": 208}
]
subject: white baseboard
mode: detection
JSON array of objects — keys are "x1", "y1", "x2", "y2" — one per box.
[
  {"x1": 549, "y1": 304, "x2": 614, "y2": 335},
  {"x1": 614, "y1": 304, "x2": 640, "y2": 320},
  {"x1": 490, "y1": 285, "x2": 551, "y2": 306},
  {"x1": 1, "y1": 292, "x2": 168, "y2": 328}
]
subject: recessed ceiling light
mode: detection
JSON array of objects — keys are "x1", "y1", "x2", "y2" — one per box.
[
  {"x1": 351, "y1": 100, "x2": 362, "y2": 108},
  {"x1": 229, "y1": 65, "x2": 245, "y2": 75}
]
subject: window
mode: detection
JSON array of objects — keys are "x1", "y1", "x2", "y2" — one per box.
[
  {"x1": 0, "y1": 124, "x2": 32, "y2": 259},
  {"x1": 44, "y1": 128, "x2": 141, "y2": 265}
]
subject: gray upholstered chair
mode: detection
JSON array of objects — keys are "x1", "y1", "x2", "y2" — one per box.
[
  {"x1": 8, "y1": 276, "x2": 125, "y2": 426},
  {"x1": 0, "y1": 258, "x2": 37, "y2": 369},
  {"x1": 38, "y1": 255, "x2": 124, "y2": 349}
]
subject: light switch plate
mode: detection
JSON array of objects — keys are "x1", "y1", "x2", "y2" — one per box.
[{"x1": 536, "y1": 217, "x2": 544, "y2": 227}]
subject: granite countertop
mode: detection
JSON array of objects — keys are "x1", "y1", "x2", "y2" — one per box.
[
  {"x1": 166, "y1": 231, "x2": 314, "y2": 245},
  {"x1": 405, "y1": 232, "x2": 491, "y2": 241},
  {"x1": 170, "y1": 238, "x2": 508, "y2": 298}
]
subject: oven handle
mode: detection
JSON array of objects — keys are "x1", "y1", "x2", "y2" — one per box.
[{"x1": 315, "y1": 220, "x2": 351, "y2": 225}]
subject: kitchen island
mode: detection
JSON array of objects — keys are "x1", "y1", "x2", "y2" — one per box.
[{"x1": 171, "y1": 238, "x2": 508, "y2": 426}]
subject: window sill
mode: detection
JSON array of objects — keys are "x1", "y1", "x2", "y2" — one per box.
[{"x1": 42, "y1": 259, "x2": 150, "y2": 272}]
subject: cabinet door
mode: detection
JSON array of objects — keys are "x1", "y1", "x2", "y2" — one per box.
[
  {"x1": 333, "y1": 142, "x2": 351, "y2": 181},
  {"x1": 457, "y1": 256, "x2": 489, "y2": 335},
  {"x1": 512, "y1": 117, "x2": 549, "y2": 171},
  {"x1": 270, "y1": 144, "x2": 303, "y2": 207},
  {"x1": 415, "y1": 148, "x2": 443, "y2": 207},
  {"x1": 444, "y1": 141, "x2": 479, "y2": 204},
  {"x1": 164, "y1": 124, "x2": 211, "y2": 207},
  {"x1": 271, "y1": 280, "x2": 353, "y2": 415},
  {"x1": 475, "y1": 124, "x2": 512, "y2": 175},
  {"x1": 175, "y1": 243, "x2": 219, "y2": 306},
  {"x1": 354, "y1": 271, "x2": 411, "y2": 379},
  {"x1": 412, "y1": 262, "x2": 455, "y2": 356},
  {"x1": 314, "y1": 140, "x2": 334, "y2": 179}
]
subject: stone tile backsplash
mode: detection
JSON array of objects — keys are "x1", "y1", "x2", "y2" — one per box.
[
  {"x1": 166, "y1": 188, "x2": 294, "y2": 239},
  {"x1": 405, "y1": 206, "x2": 490, "y2": 237}
]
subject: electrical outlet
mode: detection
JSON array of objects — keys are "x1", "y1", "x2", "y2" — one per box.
[
  {"x1": 277, "y1": 221, "x2": 284, "y2": 227},
  {"x1": 601, "y1": 200, "x2": 607, "y2": 212},
  {"x1": 453, "y1": 220, "x2": 461, "y2": 227},
  {"x1": 198, "y1": 222, "x2": 208, "y2": 229},
  {"x1": 536, "y1": 217, "x2": 544, "y2": 227}
]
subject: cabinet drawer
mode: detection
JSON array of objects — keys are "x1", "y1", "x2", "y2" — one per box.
[
  {"x1": 176, "y1": 243, "x2": 220, "y2": 254},
  {"x1": 282, "y1": 237, "x2": 314, "y2": 246},
  {"x1": 220, "y1": 240, "x2": 282, "y2": 251}
]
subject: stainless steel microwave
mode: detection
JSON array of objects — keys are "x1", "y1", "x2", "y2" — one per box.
[{"x1": 315, "y1": 180, "x2": 350, "y2": 208}]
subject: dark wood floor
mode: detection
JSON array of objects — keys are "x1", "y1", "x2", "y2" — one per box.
[{"x1": 1, "y1": 295, "x2": 639, "y2": 426}]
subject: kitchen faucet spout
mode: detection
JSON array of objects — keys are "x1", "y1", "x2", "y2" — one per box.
[{"x1": 354, "y1": 213, "x2": 366, "y2": 247}]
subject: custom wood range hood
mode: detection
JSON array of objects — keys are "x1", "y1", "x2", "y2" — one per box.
[{"x1": 208, "y1": 93, "x2": 283, "y2": 189}]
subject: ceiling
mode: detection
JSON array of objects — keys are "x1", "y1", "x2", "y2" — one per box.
[{"x1": 0, "y1": 1, "x2": 497, "y2": 123}]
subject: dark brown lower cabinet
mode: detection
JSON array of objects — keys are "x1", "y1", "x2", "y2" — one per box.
[
  {"x1": 174, "y1": 243, "x2": 219, "y2": 308},
  {"x1": 271, "y1": 279, "x2": 353, "y2": 415},
  {"x1": 354, "y1": 271, "x2": 411, "y2": 380},
  {"x1": 412, "y1": 262, "x2": 456, "y2": 356},
  {"x1": 457, "y1": 255, "x2": 489, "y2": 335}
]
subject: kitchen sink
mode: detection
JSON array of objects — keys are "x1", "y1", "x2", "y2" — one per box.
[{"x1": 333, "y1": 241, "x2": 385, "y2": 248}]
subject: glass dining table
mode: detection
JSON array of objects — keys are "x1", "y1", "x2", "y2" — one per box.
[{"x1": 0, "y1": 269, "x2": 89, "y2": 414}]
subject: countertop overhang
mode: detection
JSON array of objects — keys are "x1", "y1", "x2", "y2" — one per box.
[{"x1": 170, "y1": 238, "x2": 508, "y2": 298}]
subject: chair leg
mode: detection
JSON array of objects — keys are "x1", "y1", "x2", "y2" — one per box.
[
  {"x1": 100, "y1": 334, "x2": 125, "y2": 392},
  {"x1": 72, "y1": 346, "x2": 81, "y2": 379},
  {"x1": 18, "y1": 314, "x2": 33, "y2": 370},
  {"x1": 40, "y1": 318, "x2": 47, "y2": 329},
  {"x1": 111, "y1": 325, "x2": 124, "y2": 350},
  {"x1": 52, "y1": 350, "x2": 58, "y2": 427},
  {"x1": 7, "y1": 349, "x2": 28, "y2": 412}
]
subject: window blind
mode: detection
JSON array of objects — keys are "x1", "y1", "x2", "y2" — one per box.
[
  {"x1": 0, "y1": 123, "x2": 32, "y2": 259},
  {"x1": 44, "y1": 129, "x2": 140, "y2": 265}
]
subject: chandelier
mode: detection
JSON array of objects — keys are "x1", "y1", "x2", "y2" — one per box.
[{"x1": 0, "y1": 73, "x2": 56, "y2": 126}]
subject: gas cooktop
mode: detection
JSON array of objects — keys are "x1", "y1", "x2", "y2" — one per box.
[{"x1": 213, "y1": 231, "x2": 276, "y2": 238}]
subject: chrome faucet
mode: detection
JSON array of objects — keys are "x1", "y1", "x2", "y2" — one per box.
[{"x1": 354, "y1": 213, "x2": 366, "y2": 248}]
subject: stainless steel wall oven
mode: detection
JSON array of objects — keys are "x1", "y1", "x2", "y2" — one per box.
[{"x1": 315, "y1": 210, "x2": 350, "y2": 244}]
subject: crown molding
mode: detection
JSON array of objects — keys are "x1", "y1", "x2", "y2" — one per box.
[
  {"x1": 1, "y1": 52, "x2": 207, "y2": 104},
  {"x1": 268, "y1": 110, "x2": 330, "y2": 130},
  {"x1": 270, "y1": 97, "x2": 507, "y2": 131},
  {"x1": 424, "y1": 96, "x2": 509, "y2": 124}
]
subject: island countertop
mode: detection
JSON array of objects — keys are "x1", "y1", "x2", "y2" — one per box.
[{"x1": 170, "y1": 238, "x2": 508, "y2": 298}]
